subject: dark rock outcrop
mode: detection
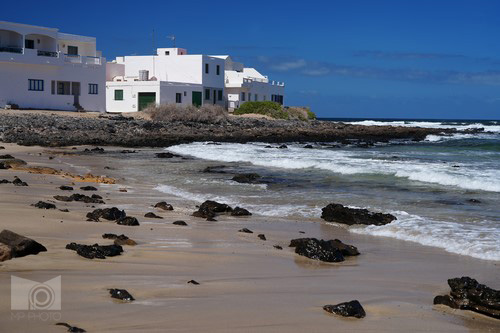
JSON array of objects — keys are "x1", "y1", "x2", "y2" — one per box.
[
  {"x1": 433, "y1": 277, "x2": 500, "y2": 319},
  {"x1": 0, "y1": 154, "x2": 15, "y2": 159},
  {"x1": 13, "y1": 177, "x2": 28, "y2": 186},
  {"x1": 289, "y1": 238, "x2": 359, "y2": 262},
  {"x1": 33, "y1": 201, "x2": 56, "y2": 209},
  {"x1": 54, "y1": 193, "x2": 104, "y2": 204},
  {"x1": 321, "y1": 203, "x2": 396, "y2": 226},
  {"x1": 187, "y1": 280, "x2": 200, "y2": 285},
  {"x1": 80, "y1": 186, "x2": 97, "y2": 191},
  {"x1": 102, "y1": 233, "x2": 137, "y2": 246},
  {"x1": 55, "y1": 323, "x2": 86, "y2": 332},
  {"x1": 0, "y1": 230, "x2": 47, "y2": 259},
  {"x1": 231, "y1": 207, "x2": 252, "y2": 216},
  {"x1": 192, "y1": 200, "x2": 233, "y2": 219},
  {"x1": 258, "y1": 234, "x2": 267, "y2": 241},
  {"x1": 0, "y1": 179, "x2": 11, "y2": 184},
  {"x1": 323, "y1": 300, "x2": 366, "y2": 318},
  {"x1": 155, "y1": 152, "x2": 180, "y2": 158},
  {"x1": 273, "y1": 245, "x2": 283, "y2": 250},
  {"x1": 144, "y1": 212, "x2": 163, "y2": 219},
  {"x1": 232, "y1": 173, "x2": 261, "y2": 184},
  {"x1": 86, "y1": 207, "x2": 126, "y2": 221},
  {"x1": 154, "y1": 201, "x2": 173, "y2": 211},
  {"x1": 173, "y1": 220, "x2": 188, "y2": 226},
  {"x1": 202, "y1": 165, "x2": 227, "y2": 174},
  {"x1": 116, "y1": 216, "x2": 140, "y2": 226},
  {"x1": 66, "y1": 242, "x2": 123, "y2": 259},
  {"x1": 108, "y1": 288, "x2": 134, "y2": 301},
  {"x1": 239, "y1": 228, "x2": 253, "y2": 234},
  {"x1": 59, "y1": 185, "x2": 73, "y2": 191}
]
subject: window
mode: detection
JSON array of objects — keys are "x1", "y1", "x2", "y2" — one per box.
[
  {"x1": 255, "y1": 94, "x2": 258, "y2": 101},
  {"x1": 241, "y1": 92, "x2": 246, "y2": 101},
  {"x1": 184, "y1": 91, "x2": 187, "y2": 96},
  {"x1": 67, "y1": 46, "x2": 78, "y2": 56},
  {"x1": 25, "y1": 39, "x2": 34, "y2": 49},
  {"x1": 51, "y1": 81, "x2": 55, "y2": 95},
  {"x1": 114, "y1": 89, "x2": 123, "y2": 100},
  {"x1": 88, "y1": 83, "x2": 98, "y2": 95},
  {"x1": 263, "y1": 95, "x2": 266, "y2": 101},
  {"x1": 28, "y1": 79, "x2": 44, "y2": 91},
  {"x1": 176, "y1": 93, "x2": 182, "y2": 103},
  {"x1": 165, "y1": 51, "x2": 170, "y2": 55},
  {"x1": 205, "y1": 63, "x2": 209, "y2": 74},
  {"x1": 218, "y1": 90, "x2": 223, "y2": 101},
  {"x1": 248, "y1": 93, "x2": 251, "y2": 101},
  {"x1": 57, "y1": 81, "x2": 71, "y2": 95},
  {"x1": 205, "y1": 88, "x2": 210, "y2": 100},
  {"x1": 216, "y1": 65, "x2": 220, "y2": 75}
]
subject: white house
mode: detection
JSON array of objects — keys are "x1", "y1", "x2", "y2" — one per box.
[
  {"x1": 0, "y1": 21, "x2": 106, "y2": 112},
  {"x1": 213, "y1": 55, "x2": 285, "y2": 110},
  {"x1": 106, "y1": 48, "x2": 225, "y2": 112}
]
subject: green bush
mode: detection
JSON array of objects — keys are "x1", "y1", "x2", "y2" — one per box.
[{"x1": 233, "y1": 101, "x2": 289, "y2": 119}]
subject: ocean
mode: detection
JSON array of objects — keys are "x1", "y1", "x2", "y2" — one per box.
[{"x1": 148, "y1": 119, "x2": 500, "y2": 261}]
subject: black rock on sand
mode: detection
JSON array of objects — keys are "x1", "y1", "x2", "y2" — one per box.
[
  {"x1": 434, "y1": 277, "x2": 500, "y2": 319},
  {"x1": 66, "y1": 242, "x2": 123, "y2": 259},
  {"x1": 323, "y1": 300, "x2": 366, "y2": 318},
  {"x1": 0, "y1": 230, "x2": 47, "y2": 261},
  {"x1": 109, "y1": 288, "x2": 135, "y2": 301},
  {"x1": 289, "y1": 238, "x2": 359, "y2": 263},
  {"x1": 321, "y1": 203, "x2": 396, "y2": 226}
]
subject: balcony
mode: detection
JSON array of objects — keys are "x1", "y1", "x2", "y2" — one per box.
[
  {"x1": 0, "y1": 46, "x2": 23, "y2": 54},
  {"x1": 64, "y1": 54, "x2": 101, "y2": 65},
  {"x1": 37, "y1": 50, "x2": 58, "y2": 57}
]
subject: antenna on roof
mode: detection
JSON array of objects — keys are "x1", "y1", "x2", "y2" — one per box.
[
  {"x1": 152, "y1": 29, "x2": 156, "y2": 55},
  {"x1": 167, "y1": 35, "x2": 176, "y2": 48}
]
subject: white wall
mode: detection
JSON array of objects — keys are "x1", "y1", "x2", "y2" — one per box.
[{"x1": 0, "y1": 61, "x2": 106, "y2": 112}]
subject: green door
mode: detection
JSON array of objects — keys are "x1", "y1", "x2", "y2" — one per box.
[
  {"x1": 138, "y1": 92, "x2": 156, "y2": 111},
  {"x1": 192, "y1": 91, "x2": 202, "y2": 107}
]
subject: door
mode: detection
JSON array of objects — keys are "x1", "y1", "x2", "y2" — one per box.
[
  {"x1": 138, "y1": 92, "x2": 156, "y2": 111},
  {"x1": 213, "y1": 89, "x2": 216, "y2": 104},
  {"x1": 192, "y1": 91, "x2": 202, "y2": 107}
]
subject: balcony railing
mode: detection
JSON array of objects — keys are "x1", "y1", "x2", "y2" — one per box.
[
  {"x1": 64, "y1": 54, "x2": 101, "y2": 65},
  {"x1": 0, "y1": 46, "x2": 23, "y2": 54},
  {"x1": 37, "y1": 50, "x2": 58, "y2": 57}
]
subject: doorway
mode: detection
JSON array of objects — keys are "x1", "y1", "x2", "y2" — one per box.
[{"x1": 138, "y1": 92, "x2": 156, "y2": 111}]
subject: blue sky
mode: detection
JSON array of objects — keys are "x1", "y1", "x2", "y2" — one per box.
[{"x1": 4, "y1": 0, "x2": 500, "y2": 119}]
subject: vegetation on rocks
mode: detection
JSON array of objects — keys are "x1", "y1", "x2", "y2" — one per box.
[
  {"x1": 233, "y1": 101, "x2": 316, "y2": 120},
  {"x1": 144, "y1": 103, "x2": 228, "y2": 123}
]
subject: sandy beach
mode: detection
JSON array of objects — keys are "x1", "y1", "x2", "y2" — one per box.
[{"x1": 0, "y1": 142, "x2": 499, "y2": 332}]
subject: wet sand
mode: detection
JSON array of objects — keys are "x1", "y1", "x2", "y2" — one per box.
[{"x1": 0, "y1": 143, "x2": 498, "y2": 332}]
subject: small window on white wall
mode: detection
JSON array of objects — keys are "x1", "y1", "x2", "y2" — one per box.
[{"x1": 176, "y1": 93, "x2": 182, "y2": 103}]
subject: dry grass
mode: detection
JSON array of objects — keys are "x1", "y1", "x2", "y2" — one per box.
[{"x1": 144, "y1": 104, "x2": 229, "y2": 123}]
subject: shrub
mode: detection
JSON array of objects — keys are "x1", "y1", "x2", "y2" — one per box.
[
  {"x1": 144, "y1": 103, "x2": 228, "y2": 123},
  {"x1": 233, "y1": 101, "x2": 289, "y2": 119}
]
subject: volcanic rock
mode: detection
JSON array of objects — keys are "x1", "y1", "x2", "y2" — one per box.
[
  {"x1": 289, "y1": 238, "x2": 359, "y2": 262},
  {"x1": 202, "y1": 165, "x2": 227, "y2": 173},
  {"x1": 231, "y1": 173, "x2": 261, "y2": 184},
  {"x1": 321, "y1": 203, "x2": 396, "y2": 226},
  {"x1": 154, "y1": 201, "x2": 173, "y2": 211},
  {"x1": 33, "y1": 201, "x2": 57, "y2": 209},
  {"x1": 192, "y1": 200, "x2": 233, "y2": 219},
  {"x1": 323, "y1": 300, "x2": 366, "y2": 318},
  {"x1": 66, "y1": 242, "x2": 123, "y2": 259},
  {"x1": 54, "y1": 193, "x2": 104, "y2": 204},
  {"x1": 173, "y1": 220, "x2": 188, "y2": 226},
  {"x1": 187, "y1": 280, "x2": 200, "y2": 285},
  {"x1": 155, "y1": 152, "x2": 180, "y2": 158},
  {"x1": 86, "y1": 207, "x2": 126, "y2": 222},
  {"x1": 144, "y1": 212, "x2": 163, "y2": 219},
  {"x1": 239, "y1": 228, "x2": 253, "y2": 234},
  {"x1": 0, "y1": 230, "x2": 47, "y2": 258},
  {"x1": 59, "y1": 185, "x2": 73, "y2": 191},
  {"x1": 433, "y1": 277, "x2": 500, "y2": 319},
  {"x1": 80, "y1": 186, "x2": 97, "y2": 191},
  {"x1": 108, "y1": 288, "x2": 134, "y2": 301},
  {"x1": 231, "y1": 207, "x2": 252, "y2": 216},
  {"x1": 102, "y1": 233, "x2": 137, "y2": 246},
  {"x1": 12, "y1": 177, "x2": 28, "y2": 186},
  {"x1": 55, "y1": 323, "x2": 86, "y2": 332},
  {"x1": 258, "y1": 234, "x2": 267, "y2": 241},
  {"x1": 116, "y1": 216, "x2": 140, "y2": 226}
]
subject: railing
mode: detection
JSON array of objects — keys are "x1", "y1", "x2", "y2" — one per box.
[
  {"x1": 0, "y1": 46, "x2": 23, "y2": 54},
  {"x1": 84, "y1": 56, "x2": 101, "y2": 65},
  {"x1": 64, "y1": 54, "x2": 102, "y2": 65},
  {"x1": 37, "y1": 50, "x2": 58, "y2": 57}
]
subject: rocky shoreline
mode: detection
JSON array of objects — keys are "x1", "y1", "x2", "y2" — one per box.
[{"x1": 0, "y1": 111, "x2": 457, "y2": 147}]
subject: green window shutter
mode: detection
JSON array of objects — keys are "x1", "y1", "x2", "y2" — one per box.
[
  {"x1": 218, "y1": 90, "x2": 223, "y2": 101},
  {"x1": 205, "y1": 89, "x2": 210, "y2": 100},
  {"x1": 115, "y1": 90, "x2": 124, "y2": 100}
]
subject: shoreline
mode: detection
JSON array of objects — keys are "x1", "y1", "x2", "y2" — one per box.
[
  {"x1": 0, "y1": 109, "x2": 458, "y2": 148},
  {"x1": 0, "y1": 142, "x2": 498, "y2": 332}
]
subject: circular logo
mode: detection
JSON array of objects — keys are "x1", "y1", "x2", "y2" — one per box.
[{"x1": 28, "y1": 284, "x2": 55, "y2": 310}]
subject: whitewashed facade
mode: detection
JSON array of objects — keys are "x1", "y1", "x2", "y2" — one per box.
[
  {"x1": 105, "y1": 48, "x2": 225, "y2": 112},
  {"x1": 213, "y1": 56, "x2": 285, "y2": 110},
  {"x1": 0, "y1": 21, "x2": 106, "y2": 111}
]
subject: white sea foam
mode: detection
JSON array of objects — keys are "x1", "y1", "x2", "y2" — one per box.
[
  {"x1": 345, "y1": 120, "x2": 500, "y2": 133},
  {"x1": 167, "y1": 143, "x2": 500, "y2": 192},
  {"x1": 350, "y1": 212, "x2": 500, "y2": 261},
  {"x1": 154, "y1": 184, "x2": 321, "y2": 218}
]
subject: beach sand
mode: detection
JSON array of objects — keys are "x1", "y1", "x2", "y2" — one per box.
[{"x1": 0, "y1": 142, "x2": 498, "y2": 332}]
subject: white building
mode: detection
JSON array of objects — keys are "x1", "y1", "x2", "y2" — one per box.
[
  {"x1": 213, "y1": 56, "x2": 285, "y2": 110},
  {"x1": 106, "y1": 48, "x2": 225, "y2": 112},
  {"x1": 0, "y1": 21, "x2": 106, "y2": 112}
]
